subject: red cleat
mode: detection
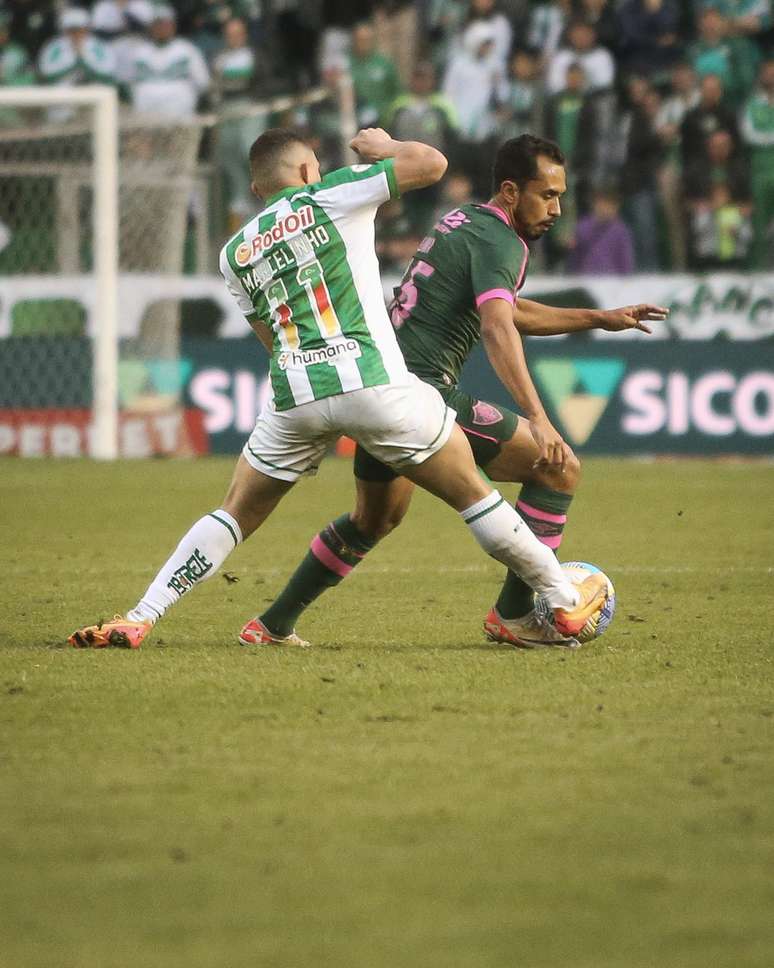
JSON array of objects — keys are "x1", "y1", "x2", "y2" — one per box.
[{"x1": 239, "y1": 617, "x2": 310, "y2": 648}]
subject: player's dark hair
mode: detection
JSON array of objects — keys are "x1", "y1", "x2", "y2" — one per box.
[
  {"x1": 249, "y1": 128, "x2": 308, "y2": 191},
  {"x1": 492, "y1": 135, "x2": 565, "y2": 192}
]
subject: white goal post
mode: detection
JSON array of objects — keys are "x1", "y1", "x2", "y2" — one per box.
[
  {"x1": 0, "y1": 81, "x2": 356, "y2": 460},
  {"x1": 0, "y1": 85, "x2": 119, "y2": 458}
]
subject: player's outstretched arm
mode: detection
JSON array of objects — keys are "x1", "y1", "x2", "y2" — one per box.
[
  {"x1": 349, "y1": 127, "x2": 447, "y2": 193},
  {"x1": 514, "y1": 299, "x2": 668, "y2": 336},
  {"x1": 480, "y1": 298, "x2": 573, "y2": 469}
]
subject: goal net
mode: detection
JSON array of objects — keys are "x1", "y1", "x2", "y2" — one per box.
[
  {"x1": 0, "y1": 82, "x2": 355, "y2": 460},
  {"x1": 0, "y1": 86, "x2": 207, "y2": 458}
]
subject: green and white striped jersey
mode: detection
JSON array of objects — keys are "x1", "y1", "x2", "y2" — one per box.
[{"x1": 220, "y1": 160, "x2": 409, "y2": 411}]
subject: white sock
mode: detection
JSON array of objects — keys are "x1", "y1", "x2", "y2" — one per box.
[
  {"x1": 127, "y1": 509, "x2": 242, "y2": 624},
  {"x1": 461, "y1": 491, "x2": 579, "y2": 610}
]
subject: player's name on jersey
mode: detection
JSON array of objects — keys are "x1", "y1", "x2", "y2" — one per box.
[
  {"x1": 277, "y1": 337, "x2": 361, "y2": 371},
  {"x1": 235, "y1": 206, "x2": 317, "y2": 267}
]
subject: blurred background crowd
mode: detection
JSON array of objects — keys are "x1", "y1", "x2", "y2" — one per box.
[{"x1": 1, "y1": 0, "x2": 772, "y2": 275}]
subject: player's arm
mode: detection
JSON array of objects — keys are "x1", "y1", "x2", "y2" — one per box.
[
  {"x1": 479, "y1": 298, "x2": 573, "y2": 469},
  {"x1": 513, "y1": 299, "x2": 668, "y2": 336},
  {"x1": 247, "y1": 316, "x2": 273, "y2": 355},
  {"x1": 349, "y1": 127, "x2": 447, "y2": 193}
]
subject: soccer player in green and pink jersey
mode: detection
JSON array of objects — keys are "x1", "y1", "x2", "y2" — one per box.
[
  {"x1": 256, "y1": 135, "x2": 668, "y2": 649},
  {"x1": 68, "y1": 129, "x2": 610, "y2": 650}
]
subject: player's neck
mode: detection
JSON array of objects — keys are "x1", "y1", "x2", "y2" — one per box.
[{"x1": 485, "y1": 196, "x2": 518, "y2": 232}]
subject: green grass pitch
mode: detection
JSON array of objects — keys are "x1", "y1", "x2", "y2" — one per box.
[{"x1": 2, "y1": 456, "x2": 773, "y2": 968}]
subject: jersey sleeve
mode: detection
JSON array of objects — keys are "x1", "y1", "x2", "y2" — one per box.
[
  {"x1": 307, "y1": 160, "x2": 399, "y2": 219},
  {"x1": 469, "y1": 237, "x2": 526, "y2": 310},
  {"x1": 219, "y1": 246, "x2": 257, "y2": 321}
]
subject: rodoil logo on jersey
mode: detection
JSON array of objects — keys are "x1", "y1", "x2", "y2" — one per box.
[
  {"x1": 534, "y1": 357, "x2": 626, "y2": 445},
  {"x1": 277, "y1": 338, "x2": 362, "y2": 371},
  {"x1": 235, "y1": 206, "x2": 315, "y2": 266}
]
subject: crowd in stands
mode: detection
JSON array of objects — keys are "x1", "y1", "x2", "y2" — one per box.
[{"x1": 0, "y1": 0, "x2": 772, "y2": 273}]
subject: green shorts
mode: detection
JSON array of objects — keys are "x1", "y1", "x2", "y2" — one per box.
[{"x1": 354, "y1": 385, "x2": 519, "y2": 482}]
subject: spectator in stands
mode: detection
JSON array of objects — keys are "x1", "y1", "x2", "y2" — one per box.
[
  {"x1": 0, "y1": 9, "x2": 34, "y2": 88},
  {"x1": 268, "y1": 0, "x2": 321, "y2": 90},
  {"x1": 684, "y1": 127, "x2": 751, "y2": 265},
  {"x1": 568, "y1": 187, "x2": 635, "y2": 274},
  {"x1": 91, "y1": 0, "x2": 153, "y2": 85},
  {"x1": 349, "y1": 20, "x2": 401, "y2": 127},
  {"x1": 442, "y1": 19, "x2": 505, "y2": 197},
  {"x1": 689, "y1": 182, "x2": 753, "y2": 267},
  {"x1": 616, "y1": 0, "x2": 682, "y2": 81},
  {"x1": 128, "y1": 5, "x2": 210, "y2": 118},
  {"x1": 6, "y1": 1, "x2": 57, "y2": 59},
  {"x1": 544, "y1": 62, "x2": 590, "y2": 263},
  {"x1": 318, "y1": 0, "x2": 374, "y2": 76},
  {"x1": 621, "y1": 78, "x2": 665, "y2": 270},
  {"x1": 546, "y1": 20, "x2": 615, "y2": 95},
  {"x1": 384, "y1": 60, "x2": 458, "y2": 229},
  {"x1": 456, "y1": 0, "x2": 514, "y2": 69},
  {"x1": 544, "y1": 61, "x2": 611, "y2": 214},
  {"x1": 695, "y1": 0, "x2": 772, "y2": 39},
  {"x1": 425, "y1": 0, "x2": 468, "y2": 71},
  {"x1": 688, "y1": 6, "x2": 759, "y2": 107},
  {"x1": 680, "y1": 72, "x2": 738, "y2": 171},
  {"x1": 654, "y1": 61, "x2": 700, "y2": 268},
  {"x1": 497, "y1": 47, "x2": 544, "y2": 141},
  {"x1": 577, "y1": 0, "x2": 618, "y2": 52},
  {"x1": 212, "y1": 17, "x2": 261, "y2": 235},
  {"x1": 38, "y1": 8, "x2": 116, "y2": 89},
  {"x1": 527, "y1": 0, "x2": 574, "y2": 65},
  {"x1": 740, "y1": 58, "x2": 774, "y2": 268},
  {"x1": 545, "y1": 63, "x2": 587, "y2": 159}
]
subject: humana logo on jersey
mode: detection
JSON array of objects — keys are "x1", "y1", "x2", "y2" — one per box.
[
  {"x1": 277, "y1": 338, "x2": 361, "y2": 371},
  {"x1": 235, "y1": 206, "x2": 315, "y2": 266}
]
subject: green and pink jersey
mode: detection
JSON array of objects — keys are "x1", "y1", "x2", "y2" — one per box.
[
  {"x1": 220, "y1": 160, "x2": 409, "y2": 411},
  {"x1": 390, "y1": 203, "x2": 529, "y2": 389}
]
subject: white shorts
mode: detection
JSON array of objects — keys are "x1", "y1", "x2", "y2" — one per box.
[{"x1": 242, "y1": 374, "x2": 456, "y2": 482}]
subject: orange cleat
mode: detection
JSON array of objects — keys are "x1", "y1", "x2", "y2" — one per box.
[
  {"x1": 553, "y1": 573, "x2": 609, "y2": 637},
  {"x1": 68, "y1": 615, "x2": 152, "y2": 649},
  {"x1": 239, "y1": 617, "x2": 310, "y2": 648}
]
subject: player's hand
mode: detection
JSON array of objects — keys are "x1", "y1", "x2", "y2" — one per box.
[
  {"x1": 600, "y1": 304, "x2": 669, "y2": 335},
  {"x1": 529, "y1": 414, "x2": 574, "y2": 470},
  {"x1": 349, "y1": 128, "x2": 395, "y2": 161}
]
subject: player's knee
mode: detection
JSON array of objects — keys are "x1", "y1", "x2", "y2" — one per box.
[
  {"x1": 532, "y1": 451, "x2": 581, "y2": 493},
  {"x1": 351, "y1": 505, "x2": 406, "y2": 542}
]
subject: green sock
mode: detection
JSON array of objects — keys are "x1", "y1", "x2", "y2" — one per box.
[
  {"x1": 261, "y1": 514, "x2": 376, "y2": 636},
  {"x1": 495, "y1": 484, "x2": 573, "y2": 620}
]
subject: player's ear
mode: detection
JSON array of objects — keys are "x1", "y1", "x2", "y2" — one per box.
[
  {"x1": 501, "y1": 179, "x2": 519, "y2": 204},
  {"x1": 250, "y1": 180, "x2": 260, "y2": 199},
  {"x1": 300, "y1": 161, "x2": 313, "y2": 185}
]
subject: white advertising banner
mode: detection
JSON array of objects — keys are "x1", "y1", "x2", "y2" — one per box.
[{"x1": 1, "y1": 273, "x2": 773, "y2": 342}]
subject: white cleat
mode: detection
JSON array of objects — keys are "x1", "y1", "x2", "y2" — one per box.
[{"x1": 484, "y1": 606, "x2": 580, "y2": 649}]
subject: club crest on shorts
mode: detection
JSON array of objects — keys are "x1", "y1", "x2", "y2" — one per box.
[{"x1": 471, "y1": 401, "x2": 502, "y2": 426}]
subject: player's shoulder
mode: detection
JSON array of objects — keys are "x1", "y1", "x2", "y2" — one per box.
[
  {"x1": 310, "y1": 161, "x2": 392, "y2": 194},
  {"x1": 458, "y1": 204, "x2": 522, "y2": 249}
]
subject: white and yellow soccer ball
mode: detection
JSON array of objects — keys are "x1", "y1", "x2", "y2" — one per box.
[{"x1": 535, "y1": 561, "x2": 616, "y2": 644}]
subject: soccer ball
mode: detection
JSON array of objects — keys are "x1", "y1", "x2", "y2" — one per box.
[{"x1": 535, "y1": 561, "x2": 616, "y2": 644}]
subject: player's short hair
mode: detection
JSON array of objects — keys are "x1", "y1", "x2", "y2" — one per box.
[
  {"x1": 492, "y1": 135, "x2": 565, "y2": 192},
  {"x1": 249, "y1": 128, "x2": 308, "y2": 193}
]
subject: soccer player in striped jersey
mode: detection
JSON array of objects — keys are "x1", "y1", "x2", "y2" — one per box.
[
  {"x1": 68, "y1": 128, "x2": 609, "y2": 650},
  {"x1": 258, "y1": 135, "x2": 668, "y2": 649}
]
